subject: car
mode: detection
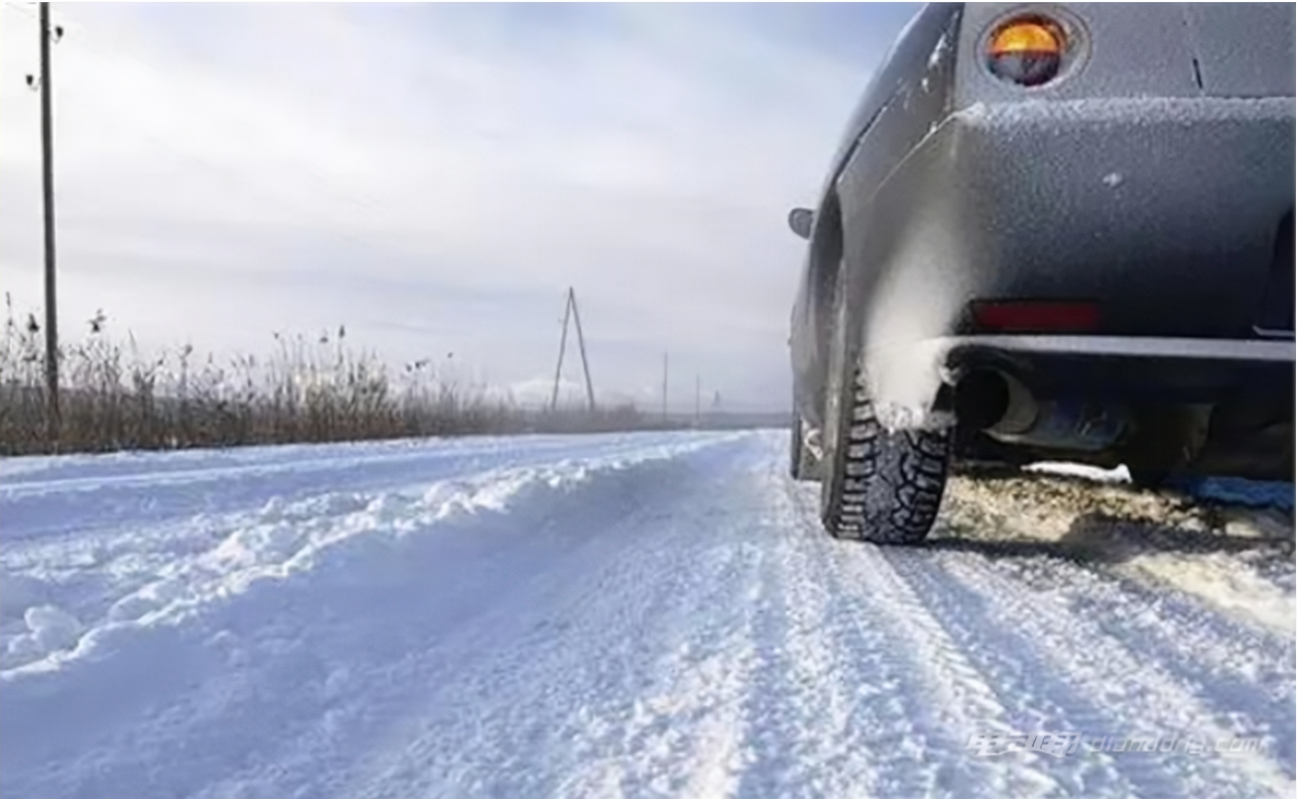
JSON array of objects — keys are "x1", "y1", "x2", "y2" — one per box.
[{"x1": 787, "y1": 2, "x2": 1295, "y2": 544}]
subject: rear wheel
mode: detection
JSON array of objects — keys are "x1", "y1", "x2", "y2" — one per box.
[{"x1": 819, "y1": 271, "x2": 952, "y2": 544}]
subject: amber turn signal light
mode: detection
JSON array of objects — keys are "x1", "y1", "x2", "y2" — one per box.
[{"x1": 987, "y1": 17, "x2": 1065, "y2": 87}]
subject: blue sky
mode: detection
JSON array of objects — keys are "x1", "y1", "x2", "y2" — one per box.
[{"x1": 0, "y1": 2, "x2": 920, "y2": 412}]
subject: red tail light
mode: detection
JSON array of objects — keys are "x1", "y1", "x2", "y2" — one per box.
[{"x1": 970, "y1": 300, "x2": 1101, "y2": 333}]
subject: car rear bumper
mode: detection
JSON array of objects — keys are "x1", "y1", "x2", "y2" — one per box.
[
  {"x1": 838, "y1": 95, "x2": 1295, "y2": 341},
  {"x1": 931, "y1": 333, "x2": 1294, "y2": 481},
  {"x1": 937, "y1": 334, "x2": 1294, "y2": 402}
]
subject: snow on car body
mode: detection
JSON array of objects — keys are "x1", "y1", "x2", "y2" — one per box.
[{"x1": 787, "y1": 3, "x2": 1295, "y2": 543}]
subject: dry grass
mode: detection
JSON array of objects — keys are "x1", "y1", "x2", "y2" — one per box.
[{"x1": 0, "y1": 298, "x2": 651, "y2": 456}]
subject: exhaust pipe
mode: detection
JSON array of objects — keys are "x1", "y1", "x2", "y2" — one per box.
[
  {"x1": 955, "y1": 368, "x2": 1013, "y2": 431},
  {"x1": 956, "y1": 369, "x2": 1128, "y2": 452}
]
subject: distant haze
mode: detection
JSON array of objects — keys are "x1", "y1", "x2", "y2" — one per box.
[{"x1": 0, "y1": 2, "x2": 919, "y2": 412}]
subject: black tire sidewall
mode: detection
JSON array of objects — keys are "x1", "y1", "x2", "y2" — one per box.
[{"x1": 819, "y1": 268, "x2": 857, "y2": 524}]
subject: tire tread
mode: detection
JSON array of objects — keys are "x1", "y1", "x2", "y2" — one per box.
[{"x1": 824, "y1": 371, "x2": 951, "y2": 544}]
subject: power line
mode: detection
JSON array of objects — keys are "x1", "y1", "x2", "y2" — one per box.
[{"x1": 2, "y1": 2, "x2": 38, "y2": 21}]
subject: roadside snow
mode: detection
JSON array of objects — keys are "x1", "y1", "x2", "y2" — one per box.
[{"x1": 1, "y1": 431, "x2": 1293, "y2": 799}]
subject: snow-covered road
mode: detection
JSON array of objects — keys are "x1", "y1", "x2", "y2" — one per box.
[{"x1": 1, "y1": 430, "x2": 1293, "y2": 799}]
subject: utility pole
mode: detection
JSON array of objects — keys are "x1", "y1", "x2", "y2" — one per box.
[
  {"x1": 661, "y1": 352, "x2": 668, "y2": 424},
  {"x1": 568, "y1": 288, "x2": 596, "y2": 412},
  {"x1": 694, "y1": 373, "x2": 701, "y2": 427},
  {"x1": 549, "y1": 291, "x2": 572, "y2": 411},
  {"x1": 549, "y1": 288, "x2": 596, "y2": 413},
  {"x1": 38, "y1": 2, "x2": 60, "y2": 446}
]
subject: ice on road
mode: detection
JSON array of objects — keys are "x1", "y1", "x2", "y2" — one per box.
[{"x1": 1, "y1": 430, "x2": 1293, "y2": 799}]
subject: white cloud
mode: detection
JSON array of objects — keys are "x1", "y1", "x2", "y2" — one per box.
[{"x1": 0, "y1": 2, "x2": 909, "y2": 412}]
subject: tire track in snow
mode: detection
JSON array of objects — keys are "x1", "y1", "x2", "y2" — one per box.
[
  {"x1": 879, "y1": 546, "x2": 1210, "y2": 799},
  {"x1": 888, "y1": 546, "x2": 1294, "y2": 799},
  {"x1": 780, "y1": 482, "x2": 1074, "y2": 799},
  {"x1": 551, "y1": 538, "x2": 760, "y2": 799},
  {"x1": 728, "y1": 463, "x2": 909, "y2": 799},
  {"x1": 937, "y1": 474, "x2": 1295, "y2": 780},
  {"x1": 942, "y1": 545, "x2": 1297, "y2": 779},
  {"x1": 728, "y1": 471, "x2": 873, "y2": 799}
]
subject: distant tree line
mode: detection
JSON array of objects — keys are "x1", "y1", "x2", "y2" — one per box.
[{"x1": 0, "y1": 301, "x2": 718, "y2": 457}]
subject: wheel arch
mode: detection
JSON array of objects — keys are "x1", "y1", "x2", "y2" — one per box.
[{"x1": 809, "y1": 191, "x2": 846, "y2": 356}]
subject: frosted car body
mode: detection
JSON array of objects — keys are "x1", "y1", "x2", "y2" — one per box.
[{"x1": 787, "y1": 3, "x2": 1295, "y2": 543}]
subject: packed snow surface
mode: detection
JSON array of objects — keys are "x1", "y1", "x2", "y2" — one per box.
[{"x1": 1, "y1": 430, "x2": 1293, "y2": 799}]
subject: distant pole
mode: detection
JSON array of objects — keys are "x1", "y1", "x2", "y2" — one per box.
[
  {"x1": 39, "y1": 2, "x2": 60, "y2": 447},
  {"x1": 661, "y1": 352, "x2": 668, "y2": 424},
  {"x1": 549, "y1": 290, "x2": 573, "y2": 411},
  {"x1": 568, "y1": 288, "x2": 597, "y2": 413},
  {"x1": 694, "y1": 373, "x2": 701, "y2": 426}
]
